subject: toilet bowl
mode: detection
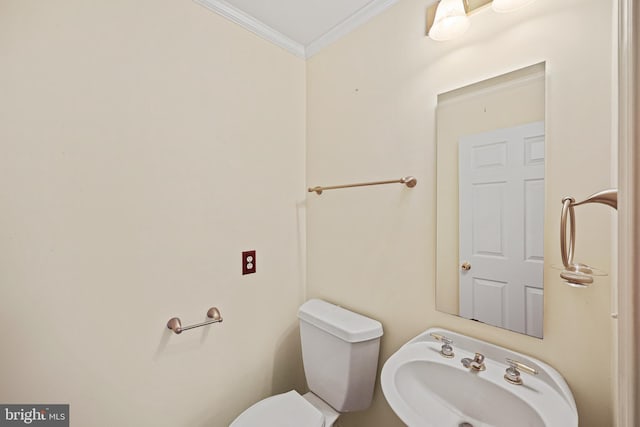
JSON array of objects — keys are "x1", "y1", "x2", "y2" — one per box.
[
  {"x1": 230, "y1": 299, "x2": 383, "y2": 427},
  {"x1": 230, "y1": 391, "x2": 338, "y2": 427}
]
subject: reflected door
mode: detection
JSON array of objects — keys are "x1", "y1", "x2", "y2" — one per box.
[{"x1": 458, "y1": 122, "x2": 544, "y2": 337}]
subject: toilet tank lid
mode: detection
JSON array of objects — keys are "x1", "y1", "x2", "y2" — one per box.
[{"x1": 298, "y1": 299, "x2": 383, "y2": 343}]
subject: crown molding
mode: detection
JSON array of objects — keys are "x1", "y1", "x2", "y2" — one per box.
[
  {"x1": 194, "y1": 0, "x2": 399, "y2": 59},
  {"x1": 194, "y1": 0, "x2": 306, "y2": 58}
]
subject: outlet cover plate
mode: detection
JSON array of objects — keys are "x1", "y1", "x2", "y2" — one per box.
[{"x1": 242, "y1": 250, "x2": 256, "y2": 275}]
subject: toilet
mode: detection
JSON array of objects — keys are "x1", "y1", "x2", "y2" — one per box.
[{"x1": 230, "y1": 299, "x2": 383, "y2": 427}]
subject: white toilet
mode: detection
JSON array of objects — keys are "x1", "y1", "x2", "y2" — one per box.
[{"x1": 230, "y1": 299, "x2": 383, "y2": 427}]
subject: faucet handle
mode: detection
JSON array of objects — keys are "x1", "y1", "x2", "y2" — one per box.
[
  {"x1": 429, "y1": 333, "x2": 454, "y2": 358},
  {"x1": 505, "y1": 358, "x2": 539, "y2": 385},
  {"x1": 430, "y1": 332, "x2": 453, "y2": 344}
]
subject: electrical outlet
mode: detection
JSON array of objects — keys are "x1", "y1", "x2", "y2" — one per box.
[{"x1": 242, "y1": 250, "x2": 256, "y2": 275}]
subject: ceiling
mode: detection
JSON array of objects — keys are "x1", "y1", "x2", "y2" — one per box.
[{"x1": 194, "y1": 0, "x2": 399, "y2": 58}]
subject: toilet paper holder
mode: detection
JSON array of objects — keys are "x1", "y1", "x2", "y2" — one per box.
[{"x1": 167, "y1": 307, "x2": 223, "y2": 334}]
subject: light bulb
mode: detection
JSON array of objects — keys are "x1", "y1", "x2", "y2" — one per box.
[{"x1": 429, "y1": 0, "x2": 470, "y2": 41}]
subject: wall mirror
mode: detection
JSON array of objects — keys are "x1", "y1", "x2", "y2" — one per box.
[{"x1": 435, "y1": 62, "x2": 546, "y2": 338}]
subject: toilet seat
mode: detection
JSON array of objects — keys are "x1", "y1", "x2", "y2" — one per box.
[{"x1": 230, "y1": 390, "x2": 325, "y2": 427}]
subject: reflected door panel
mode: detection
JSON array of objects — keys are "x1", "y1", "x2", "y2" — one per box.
[{"x1": 459, "y1": 121, "x2": 544, "y2": 337}]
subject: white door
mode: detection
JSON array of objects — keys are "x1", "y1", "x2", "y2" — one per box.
[{"x1": 458, "y1": 122, "x2": 544, "y2": 337}]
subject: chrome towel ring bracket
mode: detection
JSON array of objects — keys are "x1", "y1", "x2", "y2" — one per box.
[{"x1": 559, "y1": 189, "x2": 618, "y2": 287}]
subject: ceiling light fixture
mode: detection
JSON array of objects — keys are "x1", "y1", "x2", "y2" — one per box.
[
  {"x1": 426, "y1": 0, "x2": 537, "y2": 41},
  {"x1": 427, "y1": 0, "x2": 471, "y2": 41}
]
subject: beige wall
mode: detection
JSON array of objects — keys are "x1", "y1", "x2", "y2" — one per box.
[
  {"x1": 307, "y1": 0, "x2": 615, "y2": 426},
  {"x1": 436, "y1": 64, "x2": 545, "y2": 315},
  {"x1": 0, "y1": 1, "x2": 306, "y2": 426}
]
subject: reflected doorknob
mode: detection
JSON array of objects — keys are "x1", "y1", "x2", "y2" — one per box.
[{"x1": 461, "y1": 262, "x2": 471, "y2": 271}]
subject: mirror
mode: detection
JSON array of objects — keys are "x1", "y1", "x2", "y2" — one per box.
[{"x1": 435, "y1": 63, "x2": 545, "y2": 338}]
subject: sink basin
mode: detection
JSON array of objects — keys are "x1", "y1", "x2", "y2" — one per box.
[
  {"x1": 381, "y1": 328, "x2": 578, "y2": 427},
  {"x1": 395, "y1": 357, "x2": 544, "y2": 426}
]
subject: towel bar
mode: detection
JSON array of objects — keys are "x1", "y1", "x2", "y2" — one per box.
[
  {"x1": 167, "y1": 307, "x2": 223, "y2": 334},
  {"x1": 308, "y1": 176, "x2": 417, "y2": 195}
]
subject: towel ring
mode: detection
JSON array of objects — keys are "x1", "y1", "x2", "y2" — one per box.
[
  {"x1": 560, "y1": 197, "x2": 576, "y2": 269},
  {"x1": 559, "y1": 189, "x2": 617, "y2": 286}
]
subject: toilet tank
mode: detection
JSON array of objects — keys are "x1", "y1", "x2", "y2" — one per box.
[{"x1": 298, "y1": 299, "x2": 383, "y2": 413}]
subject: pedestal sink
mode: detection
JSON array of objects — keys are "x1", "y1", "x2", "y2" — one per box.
[{"x1": 381, "y1": 328, "x2": 577, "y2": 427}]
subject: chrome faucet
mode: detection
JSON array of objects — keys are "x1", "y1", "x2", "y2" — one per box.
[
  {"x1": 461, "y1": 353, "x2": 486, "y2": 371},
  {"x1": 504, "y1": 358, "x2": 538, "y2": 385},
  {"x1": 430, "y1": 333, "x2": 455, "y2": 358}
]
